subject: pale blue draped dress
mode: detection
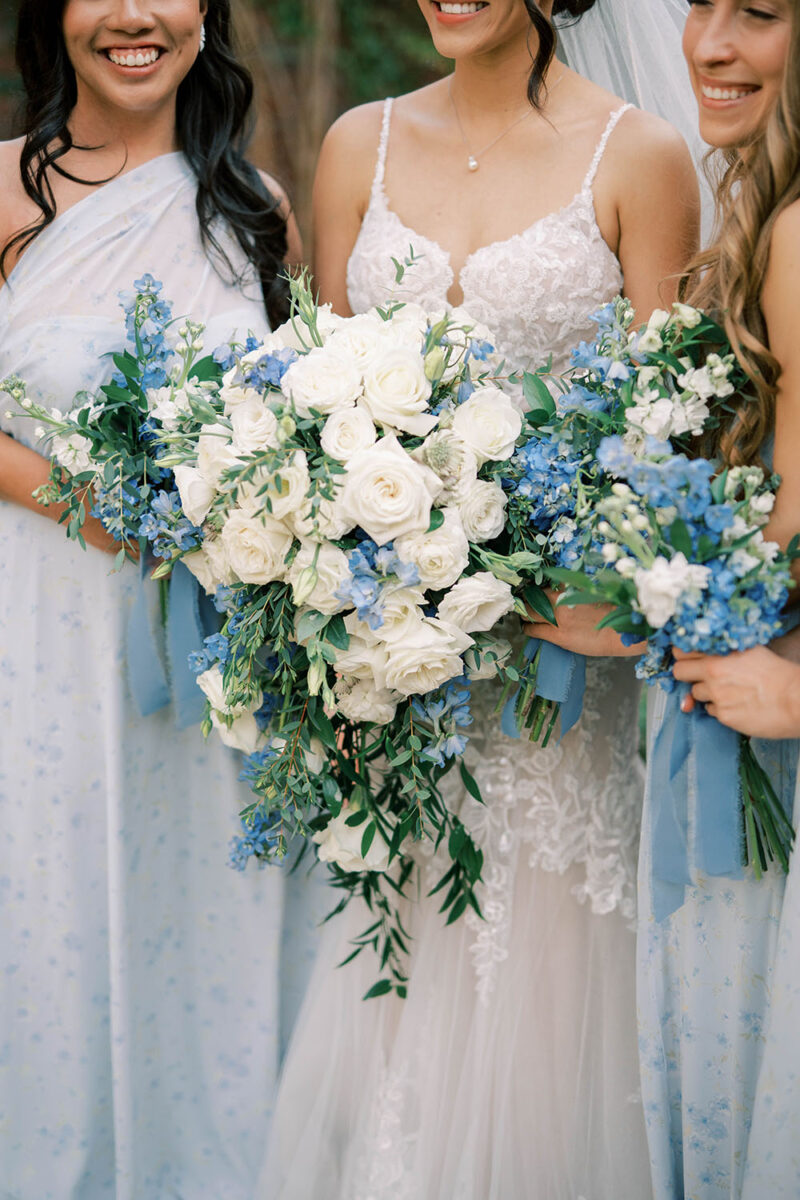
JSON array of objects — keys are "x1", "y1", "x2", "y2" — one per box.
[
  {"x1": 0, "y1": 153, "x2": 324, "y2": 1200},
  {"x1": 638, "y1": 685, "x2": 798, "y2": 1200}
]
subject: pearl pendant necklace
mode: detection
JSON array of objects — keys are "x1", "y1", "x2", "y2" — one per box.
[
  {"x1": 467, "y1": 155, "x2": 479, "y2": 173},
  {"x1": 448, "y1": 74, "x2": 565, "y2": 173}
]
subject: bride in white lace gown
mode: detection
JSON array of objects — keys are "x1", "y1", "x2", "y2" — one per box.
[{"x1": 261, "y1": 3, "x2": 699, "y2": 1197}]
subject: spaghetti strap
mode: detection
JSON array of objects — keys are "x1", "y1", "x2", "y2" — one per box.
[
  {"x1": 582, "y1": 103, "x2": 634, "y2": 191},
  {"x1": 372, "y1": 97, "x2": 394, "y2": 195}
]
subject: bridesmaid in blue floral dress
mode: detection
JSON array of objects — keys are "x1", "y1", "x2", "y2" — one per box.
[
  {"x1": 0, "y1": 2, "x2": 323, "y2": 1197},
  {"x1": 637, "y1": 3, "x2": 800, "y2": 1198}
]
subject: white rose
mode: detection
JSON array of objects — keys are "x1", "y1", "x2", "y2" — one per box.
[
  {"x1": 372, "y1": 587, "x2": 427, "y2": 644},
  {"x1": 326, "y1": 312, "x2": 392, "y2": 374},
  {"x1": 451, "y1": 386, "x2": 522, "y2": 465},
  {"x1": 221, "y1": 509, "x2": 294, "y2": 585},
  {"x1": 333, "y1": 677, "x2": 400, "y2": 725},
  {"x1": 210, "y1": 710, "x2": 266, "y2": 755},
  {"x1": 313, "y1": 808, "x2": 392, "y2": 873},
  {"x1": 220, "y1": 369, "x2": 266, "y2": 414},
  {"x1": 280, "y1": 346, "x2": 362, "y2": 416},
  {"x1": 334, "y1": 619, "x2": 390, "y2": 691},
  {"x1": 436, "y1": 571, "x2": 515, "y2": 633},
  {"x1": 196, "y1": 422, "x2": 239, "y2": 489},
  {"x1": 255, "y1": 450, "x2": 310, "y2": 522},
  {"x1": 361, "y1": 346, "x2": 436, "y2": 436},
  {"x1": 229, "y1": 396, "x2": 279, "y2": 456},
  {"x1": 173, "y1": 464, "x2": 216, "y2": 526},
  {"x1": 203, "y1": 534, "x2": 235, "y2": 587},
  {"x1": 634, "y1": 553, "x2": 710, "y2": 628},
  {"x1": 463, "y1": 637, "x2": 512, "y2": 681},
  {"x1": 51, "y1": 431, "x2": 93, "y2": 475},
  {"x1": 286, "y1": 488, "x2": 353, "y2": 542},
  {"x1": 196, "y1": 665, "x2": 256, "y2": 717},
  {"x1": 288, "y1": 541, "x2": 350, "y2": 614},
  {"x1": 320, "y1": 404, "x2": 377, "y2": 462},
  {"x1": 457, "y1": 479, "x2": 508, "y2": 543},
  {"x1": 181, "y1": 546, "x2": 219, "y2": 595},
  {"x1": 394, "y1": 507, "x2": 469, "y2": 590},
  {"x1": 340, "y1": 434, "x2": 443, "y2": 546},
  {"x1": 383, "y1": 617, "x2": 473, "y2": 696}
]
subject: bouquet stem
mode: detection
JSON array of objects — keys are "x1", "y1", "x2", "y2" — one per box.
[{"x1": 740, "y1": 737, "x2": 795, "y2": 878}]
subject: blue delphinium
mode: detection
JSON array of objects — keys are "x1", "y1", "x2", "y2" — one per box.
[
  {"x1": 116, "y1": 274, "x2": 175, "y2": 390},
  {"x1": 228, "y1": 806, "x2": 283, "y2": 870},
  {"x1": 138, "y1": 488, "x2": 203, "y2": 560},
  {"x1": 336, "y1": 538, "x2": 420, "y2": 629},
  {"x1": 412, "y1": 677, "x2": 473, "y2": 768},
  {"x1": 504, "y1": 434, "x2": 583, "y2": 533}
]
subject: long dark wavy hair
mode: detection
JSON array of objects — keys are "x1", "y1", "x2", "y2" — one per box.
[
  {"x1": 3, "y1": 0, "x2": 289, "y2": 326},
  {"x1": 523, "y1": 0, "x2": 597, "y2": 108}
]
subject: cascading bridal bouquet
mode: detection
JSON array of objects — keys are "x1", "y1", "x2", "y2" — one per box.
[
  {"x1": 550, "y1": 434, "x2": 798, "y2": 919},
  {"x1": 498, "y1": 295, "x2": 747, "y2": 745}
]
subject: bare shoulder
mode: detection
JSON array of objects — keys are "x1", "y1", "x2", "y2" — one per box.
[
  {"x1": 764, "y1": 199, "x2": 800, "y2": 314},
  {"x1": 770, "y1": 198, "x2": 800, "y2": 258},
  {"x1": 0, "y1": 137, "x2": 25, "y2": 198},
  {"x1": 608, "y1": 105, "x2": 695, "y2": 177},
  {"x1": 320, "y1": 99, "x2": 387, "y2": 172},
  {"x1": 0, "y1": 138, "x2": 33, "y2": 248}
]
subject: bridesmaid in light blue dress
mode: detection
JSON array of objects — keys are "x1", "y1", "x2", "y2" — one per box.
[
  {"x1": 0, "y1": 2, "x2": 323, "y2": 1197},
  {"x1": 637, "y1": 3, "x2": 800, "y2": 1197}
]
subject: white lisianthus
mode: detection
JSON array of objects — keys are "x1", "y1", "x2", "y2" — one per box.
[
  {"x1": 229, "y1": 396, "x2": 279, "y2": 456},
  {"x1": 147, "y1": 385, "x2": 192, "y2": 428},
  {"x1": 647, "y1": 308, "x2": 671, "y2": 332},
  {"x1": 451, "y1": 386, "x2": 522, "y2": 465},
  {"x1": 395, "y1": 507, "x2": 469, "y2": 590},
  {"x1": 196, "y1": 665, "x2": 257, "y2": 717},
  {"x1": 383, "y1": 617, "x2": 473, "y2": 696},
  {"x1": 436, "y1": 571, "x2": 515, "y2": 633},
  {"x1": 340, "y1": 434, "x2": 443, "y2": 545},
  {"x1": 457, "y1": 479, "x2": 508, "y2": 543},
  {"x1": 287, "y1": 541, "x2": 350, "y2": 614},
  {"x1": 320, "y1": 404, "x2": 378, "y2": 462},
  {"x1": 220, "y1": 509, "x2": 294, "y2": 585},
  {"x1": 372, "y1": 587, "x2": 427, "y2": 644},
  {"x1": 634, "y1": 553, "x2": 711, "y2": 628},
  {"x1": 196, "y1": 422, "x2": 239, "y2": 489},
  {"x1": 463, "y1": 637, "x2": 512, "y2": 681},
  {"x1": 333, "y1": 677, "x2": 400, "y2": 725},
  {"x1": 173, "y1": 463, "x2": 216, "y2": 526},
  {"x1": 313, "y1": 808, "x2": 392, "y2": 873},
  {"x1": 671, "y1": 302, "x2": 703, "y2": 329},
  {"x1": 361, "y1": 346, "x2": 437, "y2": 436},
  {"x1": 51, "y1": 430, "x2": 93, "y2": 474},
  {"x1": 210, "y1": 710, "x2": 266, "y2": 756},
  {"x1": 280, "y1": 346, "x2": 362, "y2": 416}
]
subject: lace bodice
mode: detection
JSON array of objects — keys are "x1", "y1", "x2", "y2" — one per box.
[{"x1": 347, "y1": 98, "x2": 630, "y2": 373}]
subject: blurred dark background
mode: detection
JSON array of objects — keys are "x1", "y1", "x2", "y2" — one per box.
[{"x1": 0, "y1": 1, "x2": 445, "y2": 246}]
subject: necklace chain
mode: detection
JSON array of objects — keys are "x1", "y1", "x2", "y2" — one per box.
[{"x1": 447, "y1": 74, "x2": 564, "y2": 172}]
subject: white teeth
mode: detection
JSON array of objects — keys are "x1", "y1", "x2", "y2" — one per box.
[
  {"x1": 439, "y1": 2, "x2": 486, "y2": 13},
  {"x1": 108, "y1": 47, "x2": 159, "y2": 67},
  {"x1": 702, "y1": 84, "x2": 755, "y2": 102}
]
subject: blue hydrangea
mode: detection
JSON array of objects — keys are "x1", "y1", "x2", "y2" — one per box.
[{"x1": 504, "y1": 434, "x2": 583, "y2": 533}]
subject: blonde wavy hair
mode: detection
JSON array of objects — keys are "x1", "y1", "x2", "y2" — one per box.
[{"x1": 681, "y1": 2, "x2": 800, "y2": 466}]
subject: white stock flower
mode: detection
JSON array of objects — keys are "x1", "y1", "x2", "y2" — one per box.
[
  {"x1": 286, "y1": 489, "x2": 352, "y2": 542},
  {"x1": 147, "y1": 385, "x2": 191, "y2": 429},
  {"x1": 210, "y1": 710, "x2": 266, "y2": 755},
  {"x1": 51, "y1": 431, "x2": 93, "y2": 474},
  {"x1": 647, "y1": 308, "x2": 671, "y2": 332},
  {"x1": 436, "y1": 571, "x2": 515, "y2": 633},
  {"x1": 678, "y1": 359, "x2": 735, "y2": 401},
  {"x1": 196, "y1": 422, "x2": 239, "y2": 489},
  {"x1": 671, "y1": 302, "x2": 703, "y2": 328},
  {"x1": 333, "y1": 677, "x2": 400, "y2": 725},
  {"x1": 280, "y1": 346, "x2": 362, "y2": 416},
  {"x1": 229, "y1": 396, "x2": 279, "y2": 456},
  {"x1": 196, "y1": 665, "x2": 255, "y2": 717},
  {"x1": 361, "y1": 346, "x2": 437, "y2": 436},
  {"x1": 457, "y1": 479, "x2": 508, "y2": 543},
  {"x1": 220, "y1": 509, "x2": 294, "y2": 585},
  {"x1": 340, "y1": 434, "x2": 443, "y2": 545},
  {"x1": 383, "y1": 617, "x2": 473, "y2": 696},
  {"x1": 320, "y1": 404, "x2": 378, "y2": 462},
  {"x1": 636, "y1": 327, "x2": 664, "y2": 354},
  {"x1": 451, "y1": 385, "x2": 522, "y2": 465},
  {"x1": 634, "y1": 553, "x2": 711, "y2": 628},
  {"x1": 288, "y1": 541, "x2": 350, "y2": 614},
  {"x1": 313, "y1": 808, "x2": 392, "y2": 873},
  {"x1": 173, "y1": 464, "x2": 216, "y2": 526},
  {"x1": 394, "y1": 507, "x2": 469, "y2": 590}
]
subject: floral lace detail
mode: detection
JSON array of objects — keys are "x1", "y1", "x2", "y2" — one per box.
[
  {"x1": 346, "y1": 97, "x2": 630, "y2": 374},
  {"x1": 352, "y1": 1062, "x2": 420, "y2": 1200}
]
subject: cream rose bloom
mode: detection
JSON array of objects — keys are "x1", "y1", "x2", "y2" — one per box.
[
  {"x1": 320, "y1": 404, "x2": 378, "y2": 462},
  {"x1": 313, "y1": 809, "x2": 392, "y2": 873},
  {"x1": 181, "y1": 546, "x2": 220, "y2": 595},
  {"x1": 394, "y1": 507, "x2": 469, "y2": 590},
  {"x1": 457, "y1": 479, "x2": 507, "y2": 543},
  {"x1": 280, "y1": 346, "x2": 362, "y2": 417},
  {"x1": 333, "y1": 677, "x2": 400, "y2": 725},
  {"x1": 288, "y1": 541, "x2": 350, "y2": 614},
  {"x1": 257, "y1": 450, "x2": 311, "y2": 522},
  {"x1": 220, "y1": 509, "x2": 294, "y2": 585},
  {"x1": 286, "y1": 487, "x2": 352, "y2": 542},
  {"x1": 173, "y1": 464, "x2": 216, "y2": 526},
  {"x1": 361, "y1": 346, "x2": 437, "y2": 436},
  {"x1": 325, "y1": 312, "x2": 391, "y2": 375},
  {"x1": 436, "y1": 571, "x2": 515, "y2": 633},
  {"x1": 372, "y1": 587, "x2": 427, "y2": 645},
  {"x1": 451, "y1": 386, "x2": 522, "y2": 465},
  {"x1": 196, "y1": 422, "x2": 239, "y2": 489},
  {"x1": 210, "y1": 710, "x2": 266, "y2": 756},
  {"x1": 384, "y1": 617, "x2": 473, "y2": 696},
  {"x1": 340, "y1": 434, "x2": 443, "y2": 546},
  {"x1": 229, "y1": 395, "x2": 280, "y2": 456},
  {"x1": 196, "y1": 665, "x2": 257, "y2": 717}
]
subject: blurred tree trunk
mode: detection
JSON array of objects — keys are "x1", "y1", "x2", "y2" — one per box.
[{"x1": 296, "y1": 0, "x2": 340, "y2": 258}]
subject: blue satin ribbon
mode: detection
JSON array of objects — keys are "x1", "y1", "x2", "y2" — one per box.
[
  {"x1": 501, "y1": 640, "x2": 586, "y2": 741},
  {"x1": 126, "y1": 558, "x2": 219, "y2": 729},
  {"x1": 649, "y1": 681, "x2": 744, "y2": 922}
]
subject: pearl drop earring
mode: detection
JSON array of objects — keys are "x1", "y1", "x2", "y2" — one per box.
[{"x1": 199, "y1": 23, "x2": 206, "y2": 52}]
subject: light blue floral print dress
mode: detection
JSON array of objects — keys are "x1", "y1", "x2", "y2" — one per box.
[
  {"x1": 638, "y1": 685, "x2": 798, "y2": 1200},
  {"x1": 0, "y1": 154, "x2": 326, "y2": 1200}
]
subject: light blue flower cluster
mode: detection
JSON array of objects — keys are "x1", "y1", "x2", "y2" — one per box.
[
  {"x1": 238, "y1": 343, "x2": 298, "y2": 390},
  {"x1": 412, "y1": 677, "x2": 473, "y2": 768},
  {"x1": 118, "y1": 274, "x2": 175, "y2": 390},
  {"x1": 138, "y1": 488, "x2": 203, "y2": 560},
  {"x1": 336, "y1": 539, "x2": 420, "y2": 630},
  {"x1": 228, "y1": 806, "x2": 283, "y2": 871},
  {"x1": 504, "y1": 434, "x2": 583, "y2": 534}
]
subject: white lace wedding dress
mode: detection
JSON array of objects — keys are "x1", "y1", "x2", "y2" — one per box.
[{"x1": 259, "y1": 100, "x2": 652, "y2": 1200}]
